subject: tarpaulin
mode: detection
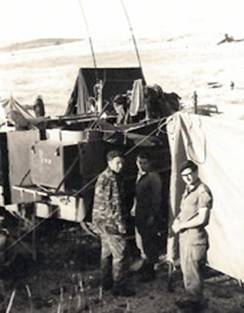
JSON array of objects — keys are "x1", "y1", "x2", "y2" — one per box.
[
  {"x1": 166, "y1": 112, "x2": 244, "y2": 281},
  {"x1": 130, "y1": 79, "x2": 144, "y2": 116},
  {"x1": 66, "y1": 67, "x2": 145, "y2": 115}
]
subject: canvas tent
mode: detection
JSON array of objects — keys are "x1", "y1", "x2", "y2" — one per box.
[
  {"x1": 166, "y1": 112, "x2": 244, "y2": 282},
  {"x1": 65, "y1": 67, "x2": 145, "y2": 115},
  {"x1": 0, "y1": 96, "x2": 36, "y2": 130},
  {"x1": 0, "y1": 96, "x2": 34, "y2": 120}
]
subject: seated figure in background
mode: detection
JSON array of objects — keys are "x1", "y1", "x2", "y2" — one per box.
[{"x1": 113, "y1": 94, "x2": 131, "y2": 125}]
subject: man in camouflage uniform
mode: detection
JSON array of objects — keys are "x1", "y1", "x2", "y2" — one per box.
[
  {"x1": 172, "y1": 160, "x2": 213, "y2": 311},
  {"x1": 92, "y1": 150, "x2": 134, "y2": 297}
]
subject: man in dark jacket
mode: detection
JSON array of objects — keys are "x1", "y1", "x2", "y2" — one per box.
[
  {"x1": 92, "y1": 150, "x2": 134, "y2": 297},
  {"x1": 132, "y1": 152, "x2": 162, "y2": 281}
]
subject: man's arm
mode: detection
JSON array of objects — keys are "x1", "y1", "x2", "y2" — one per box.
[
  {"x1": 93, "y1": 175, "x2": 107, "y2": 205},
  {"x1": 147, "y1": 173, "x2": 162, "y2": 226},
  {"x1": 172, "y1": 207, "x2": 210, "y2": 234},
  {"x1": 150, "y1": 173, "x2": 162, "y2": 214},
  {"x1": 22, "y1": 104, "x2": 34, "y2": 110},
  {"x1": 108, "y1": 178, "x2": 127, "y2": 234},
  {"x1": 173, "y1": 185, "x2": 212, "y2": 233},
  {"x1": 179, "y1": 207, "x2": 210, "y2": 230}
]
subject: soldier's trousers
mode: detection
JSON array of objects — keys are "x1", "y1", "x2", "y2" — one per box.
[
  {"x1": 135, "y1": 225, "x2": 159, "y2": 264},
  {"x1": 100, "y1": 233, "x2": 128, "y2": 286},
  {"x1": 180, "y1": 232, "x2": 207, "y2": 302}
]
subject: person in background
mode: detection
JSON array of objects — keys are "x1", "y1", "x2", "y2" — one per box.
[
  {"x1": 22, "y1": 95, "x2": 46, "y2": 118},
  {"x1": 92, "y1": 150, "x2": 134, "y2": 297},
  {"x1": 131, "y1": 152, "x2": 162, "y2": 282},
  {"x1": 113, "y1": 94, "x2": 131, "y2": 124},
  {"x1": 33, "y1": 95, "x2": 45, "y2": 117},
  {"x1": 172, "y1": 160, "x2": 213, "y2": 311}
]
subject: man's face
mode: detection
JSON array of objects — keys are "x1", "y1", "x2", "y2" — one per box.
[
  {"x1": 108, "y1": 156, "x2": 124, "y2": 173},
  {"x1": 136, "y1": 157, "x2": 150, "y2": 173},
  {"x1": 181, "y1": 167, "x2": 198, "y2": 186}
]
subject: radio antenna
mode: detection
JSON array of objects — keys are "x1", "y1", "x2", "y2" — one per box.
[
  {"x1": 78, "y1": 0, "x2": 98, "y2": 78},
  {"x1": 120, "y1": 0, "x2": 142, "y2": 68}
]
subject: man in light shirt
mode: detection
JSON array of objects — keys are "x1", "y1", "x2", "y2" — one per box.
[{"x1": 172, "y1": 160, "x2": 213, "y2": 311}]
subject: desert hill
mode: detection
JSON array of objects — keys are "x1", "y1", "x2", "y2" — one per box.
[
  {"x1": 1, "y1": 34, "x2": 244, "y2": 119},
  {"x1": 0, "y1": 38, "x2": 81, "y2": 53}
]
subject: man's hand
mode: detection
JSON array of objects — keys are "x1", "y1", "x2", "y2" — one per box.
[
  {"x1": 172, "y1": 219, "x2": 181, "y2": 234},
  {"x1": 118, "y1": 224, "x2": 127, "y2": 235},
  {"x1": 130, "y1": 200, "x2": 136, "y2": 217},
  {"x1": 130, "y1": 206, "x2": 136, "y2": 217}
]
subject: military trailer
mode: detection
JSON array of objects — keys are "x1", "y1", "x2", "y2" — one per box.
[{"x1": 0, "y1": 67, "x2": 172, "y2": 258}]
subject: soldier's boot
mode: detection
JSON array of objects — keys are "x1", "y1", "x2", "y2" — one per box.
[{"x1": 176, "y1": 298, "x2": 208, "y2": 312}]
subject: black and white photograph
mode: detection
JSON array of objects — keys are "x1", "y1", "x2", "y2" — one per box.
[{"x1": 0, "y1": 0, "x2": 244, "y2": 312}]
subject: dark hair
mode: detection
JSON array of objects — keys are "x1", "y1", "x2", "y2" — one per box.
[
  {"x1": 137, "y1": 151, "x2": 151, "y2": 161},
  {"x1": 107, "y1": 150, "x2": 123, "y2": 161},
  {"x1": 180, "y1": 160, "x2": 198, "y2": 173}
]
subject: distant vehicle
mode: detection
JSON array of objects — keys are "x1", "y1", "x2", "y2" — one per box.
[{"x1": 217, "y1": 33, "x2": 244, "y2": 45}]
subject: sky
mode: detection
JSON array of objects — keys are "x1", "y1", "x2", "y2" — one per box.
[{"x1": 0, "y1": 0, "x2": 244, "y2": 45}]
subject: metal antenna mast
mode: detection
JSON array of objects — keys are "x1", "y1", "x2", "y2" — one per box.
[
  {"x1": 78, "y1": 0, "x2": 104, "y2": 113},
  {"x1": 78, "y1": 0, "x2": 98, "y2": 72},
  {"x1": 120, "y1": 0, "x2": 142, "y2": 68}
]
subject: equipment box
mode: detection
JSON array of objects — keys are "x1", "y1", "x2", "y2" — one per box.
[
  {"x1": 0, "y1": 130, "x2": 40, "y2": 204},
  {"x1": 30, "y1": 140, "x2": 83, "y2": 192}
]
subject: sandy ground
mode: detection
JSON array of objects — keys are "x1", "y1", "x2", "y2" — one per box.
[
  {"x1": 1, "y1": 221, "x2": 244, "y2": 313},
  {"x1": 1, "y1": 36, "x2": 244, "y2": 312}
]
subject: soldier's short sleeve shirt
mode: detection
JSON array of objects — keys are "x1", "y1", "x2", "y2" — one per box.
[{"x1": 179, "y1": 179, "x2": 213, "y2": 245}]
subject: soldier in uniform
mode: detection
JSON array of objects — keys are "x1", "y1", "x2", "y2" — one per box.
[
  {"x1": 131, "y1": 152, "x2": 162, "y2": 282},
  {"x1": 92, "y1": 150, "x2": 134, "y2": 297},
  {"x1": 172, "y1": 160, "x2": 213, "y2": 311}
]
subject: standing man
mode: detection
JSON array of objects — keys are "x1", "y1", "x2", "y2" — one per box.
[
  {"x1": 33, "y1": 95, "x2": 45, "y2": 118},
  {"x1": 92, "y1": 150, "x2": 134, "y2": 297},
  {"x1": 132, "y1": 152, "x2": 162, "y2": 282},
  {"x1": 172, "y1": 160, "x2": 213, "y2": 311}
]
